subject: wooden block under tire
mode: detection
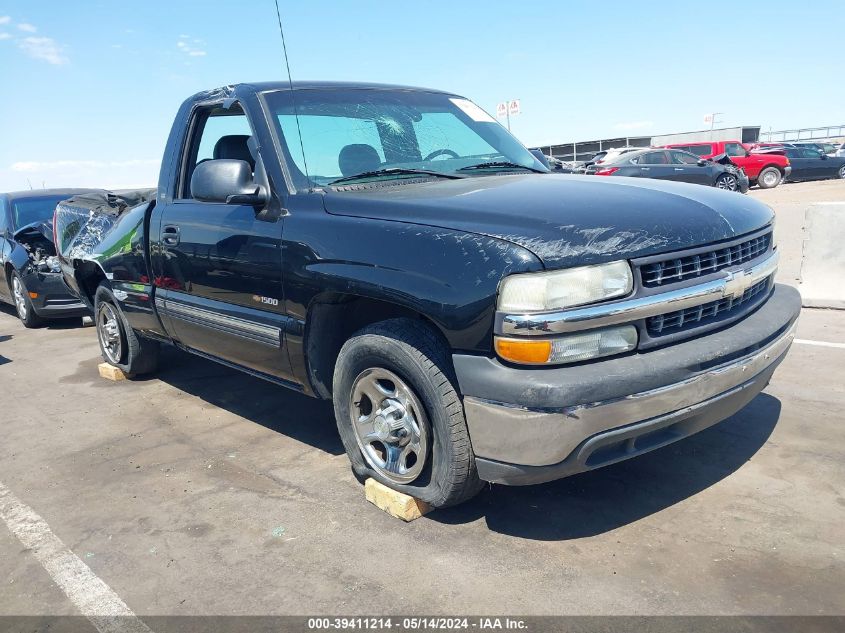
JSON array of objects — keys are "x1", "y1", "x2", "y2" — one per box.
[
  {"x1": 98, "y1": 362, "x2": 130, "y2": 381},
  {"x1": 365, "y1": 478, "x2": 431, "y2": 522}
]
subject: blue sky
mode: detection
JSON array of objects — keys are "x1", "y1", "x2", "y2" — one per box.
[{"x1": 1, "y1": 0, "x2": 842, "y2": 191}]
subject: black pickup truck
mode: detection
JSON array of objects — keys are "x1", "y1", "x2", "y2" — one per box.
[{"x1": 55, "y1": 81, "x2": 801, "y2": 508}]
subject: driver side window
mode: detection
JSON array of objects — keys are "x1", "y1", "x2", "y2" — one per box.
[
  {"x1": 724, "y1": 142, "x2": 746, "y2": 157},
  {"x1": 671, "y1": 151, "x2": 700, "y2": 165},
  {"x1": 179, "y1": 106, "x2": 255, "y2": 200}
]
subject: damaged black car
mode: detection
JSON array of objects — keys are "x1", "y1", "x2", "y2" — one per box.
[{"x1": 0, "y1": 189, "x2": 96, "y2": 327}]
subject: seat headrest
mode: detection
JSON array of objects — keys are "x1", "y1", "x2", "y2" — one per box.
[
  {"x1": 338, "y1": 144, "x2": 381, "y2": 177},
  {"x1": 213, "y1": 135, "x2": 255, "y2": 171}
]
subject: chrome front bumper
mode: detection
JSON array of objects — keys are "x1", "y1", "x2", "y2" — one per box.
[{"x1": 455, "y1": 284, "x2": 801, "y2": 485}]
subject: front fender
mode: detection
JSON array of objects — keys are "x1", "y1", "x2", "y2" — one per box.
[{"x1": 283, "y1": 211, "x2": 542, "y2": 353}]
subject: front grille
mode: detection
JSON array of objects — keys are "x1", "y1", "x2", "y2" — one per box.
[
  {"x1": 640, "y1": 233, "x2": 771, "y2": 287},
  {"x1": 646, "y1": 277, "x2": 771, "y2": 335}
]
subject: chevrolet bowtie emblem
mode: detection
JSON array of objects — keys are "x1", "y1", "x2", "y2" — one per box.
[{"x1": 723, "y1": 269, "x2": 754, "y2": 300}]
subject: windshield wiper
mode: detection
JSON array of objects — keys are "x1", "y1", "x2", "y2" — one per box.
[
  {"x1": 457, "y1": 161, "x2": 546, "y2": 174},
  {"x1": 329, "y1": 168, "x2": 465, "y2": 185}
]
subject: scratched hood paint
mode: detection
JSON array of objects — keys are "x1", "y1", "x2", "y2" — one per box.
[{"x1": 322, "y1": 174, "x2": 774, "y2": 268}]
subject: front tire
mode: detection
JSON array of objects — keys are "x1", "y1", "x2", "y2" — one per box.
[
  {"x1": 94, "y1": 283, "x2": 159, "y2": 375},
  {"x1": 757, "y1": 166, "x2": 782, "y2": 189},
  {"x1": 838, "y1": 165, "x2": 845, "y2": 179},
  {"x1": 715, "y1": 173, "x2": 739, "y2": 191},
  {"x1": 332, "y1": 318, "x2": 483, "y2": 508},
  {"x1": 10, "y1": 271, "x2": 44, "y2": 328}
]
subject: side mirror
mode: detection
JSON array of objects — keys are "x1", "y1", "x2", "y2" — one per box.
[
  {"x1": 697, "y1": 159, "x2": 708, "y2": 166},
  {"x1": 820, "y1": 153, "x2": 828, "y2": 160},
  {"x1": 190, "y1": 159, "x2": 268, "y2": 206}
]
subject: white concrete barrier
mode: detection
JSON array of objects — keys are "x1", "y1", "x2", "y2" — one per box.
[{"x1": 800, "y1": 203, "x2": 845, "y2": 309}]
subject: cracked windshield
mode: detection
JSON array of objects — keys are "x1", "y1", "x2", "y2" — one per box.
[{"x1": 268, "y1": 89, "x2": 546, "y2": 187}]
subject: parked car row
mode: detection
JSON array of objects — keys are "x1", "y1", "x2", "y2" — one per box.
[
  {"x1": 1, "y1": 81, "x2": 802, "y2": 509},
  {"x1": 591, "y1": 149, "x2": 750, "y2": 193},
  {"x1": 539, "y1": 138, "x2": 845, "y2": 190}
]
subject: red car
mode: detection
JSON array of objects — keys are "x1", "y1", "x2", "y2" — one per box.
[{"x1": 659, "y1": 140, "x2": 791, "y2": 189}]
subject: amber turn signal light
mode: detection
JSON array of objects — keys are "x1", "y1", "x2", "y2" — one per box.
[
  {"x1": 494, "y1": 337, "x2": 552, "y2": 364},
  {"x1": 29, "y1": 292, "x2": 38, "y2": 299}
]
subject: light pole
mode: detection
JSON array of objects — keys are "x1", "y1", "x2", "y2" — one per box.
[
  {"x1": 705, "y1": 112, "x2": 723, "y2": 139},
  {"x1": 497, "y1": 100, "x2": 520, "y2": 132}
]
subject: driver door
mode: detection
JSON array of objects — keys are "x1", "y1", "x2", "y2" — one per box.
[
  {"x1": 636, "y1": 151, "x2": 674, "y2": 180},
  {"x1": 668, "y1": 150, "x2": 710, "y2": 184},
  {"x1": 151, "y1": 103, "x2": 294, "y2": 382}
]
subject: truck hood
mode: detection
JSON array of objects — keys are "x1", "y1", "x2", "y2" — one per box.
[{"x1": 322, "y1": 174, "x2": 774, "y2": 268}]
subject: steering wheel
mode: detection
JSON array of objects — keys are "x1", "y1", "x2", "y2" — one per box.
[{"x1": 424, "y1": 149, "x2": 460, "y2": 161}]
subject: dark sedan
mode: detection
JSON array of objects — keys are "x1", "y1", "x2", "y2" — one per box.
[
  {"x1": 592, "y1": 149, "x2": 749, "y2": 193},
  {"x1": 0, "y1": 189, "x2": 97, "y2": 327},
  {"x1": 782, "y1": 147, "x2": 845, "y2": 182}
]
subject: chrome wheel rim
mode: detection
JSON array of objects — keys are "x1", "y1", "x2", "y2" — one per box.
[
  {"x1": 97, "y1": 303, "x2": 123, "y2": 364},
  {"x1": 717, "y1": 175, "x2": 737, "y2": 191},
  {"x1": 12, "y1": 276, "x2": 26, "y2": 319},
  {"x1": 839, "y1": 165, "x2": 845, "y2": 179},
  {"x1": 762, "y1": 171, "x2": 777, "y2": 187},
  {"x1": 349, "y1": 368, "x2": 429, "y2": 483}
]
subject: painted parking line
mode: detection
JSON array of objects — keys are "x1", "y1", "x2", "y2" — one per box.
[
  {"x1": 794, "y1": 338, "x2": 845, "y2": 349},
  {"x1": 0, "y1": 481, "x2": 153, "y2": 633}
]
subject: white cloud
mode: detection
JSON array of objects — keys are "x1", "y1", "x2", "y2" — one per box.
[
  {"x1": 176, "y1": 36, "x2": 206, "y2": 58},
  {"x1": 613, "y1": 120, "x2": 654, "y2": 131},
  {"x1": 11, "y1": 159, "x2": 159, "y2": 172},
  {"x1": 17, "y1": 22, "x2": 36, "y2": 32},
  {"x1": 0, "y1": 32, "x2": 10, "y2": 40},
  {"x1": 18, "y1": 36, "x2": 68, "y2": 65},
  {"x1": 2, "y1": 159, "x2": 160, "y2": 190},
  {"x1": 0, "y1": 16, "x2": 10, "y2": 25}
]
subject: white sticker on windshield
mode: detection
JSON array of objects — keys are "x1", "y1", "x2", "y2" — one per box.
[{"x1": 449, "y1": 98, "x2": 496, "y2": 123}]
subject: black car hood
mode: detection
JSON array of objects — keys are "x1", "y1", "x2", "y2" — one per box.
[{"x1": 322, "y1": 174, "x2": 774, "y2": 268}]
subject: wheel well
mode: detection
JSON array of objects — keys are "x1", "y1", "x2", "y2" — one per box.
[
  {"x1": 760, "y1": 164, "x2": 784, "y2": 175},
  {"x1": 305, "y1": 294, "x2": 447, "y2": 400},
  {"x1": 74, "y1": 260, "x2": 107, "y2": 308}
]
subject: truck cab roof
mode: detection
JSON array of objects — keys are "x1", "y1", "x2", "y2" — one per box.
[{"x1": 189, "y1": 81, "x2": 457, "y2": 103}]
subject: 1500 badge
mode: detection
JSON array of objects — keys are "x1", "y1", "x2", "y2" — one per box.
[{"x1": 252, "y1": 295, "x2": 279, "y2": 306}]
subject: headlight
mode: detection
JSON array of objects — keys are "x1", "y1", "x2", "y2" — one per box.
[
  {"x1": 495, "y1": 325, "x2": 638, "y2": 365},
  {"x1": 498, "y1": 261, "x2": 633, "y2": 312}
]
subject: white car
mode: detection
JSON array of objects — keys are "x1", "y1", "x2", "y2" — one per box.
[{"x1": 594, "y1": 146, "x2": 646, "y2": 164}]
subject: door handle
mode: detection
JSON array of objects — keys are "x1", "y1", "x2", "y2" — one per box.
[
  {"x1": 640, "y1": 167, "x2": 650, "y2": 171},
  {"x1": 162, "y1": 225, "x2": 181, "y2": 246},
  {"x1": 674, "y1": 168, "x2": 684, "y2": 171}
]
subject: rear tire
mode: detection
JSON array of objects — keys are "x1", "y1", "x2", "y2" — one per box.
[
  {"x1": 10, "y1": 271, "x2": 44, "y2": 328},
  {"x1": 332, "y1": 318, "x2": 483, "y2": 508},
  {"x1": 94, "y1": 283, "x2": 159, "y2": 375},
  {"x1": 838, "y1": 165, "x2": 845, "y2": 179},
  {"x1": 757, "y1": 166, "x2": 781, "y2": 189}
]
